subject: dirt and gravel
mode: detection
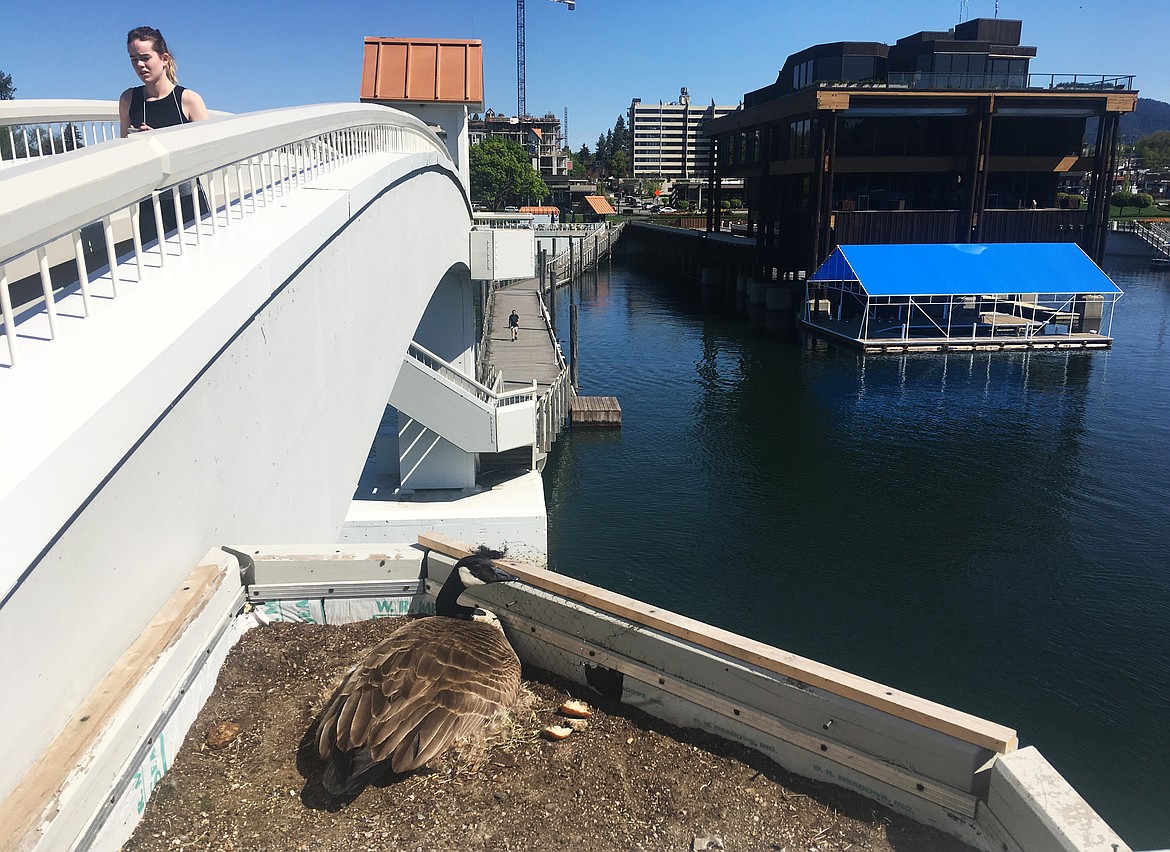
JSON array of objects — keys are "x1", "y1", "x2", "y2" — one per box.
[{"x1": 123, "y1": 618, "x2": 977, "y2": 852}]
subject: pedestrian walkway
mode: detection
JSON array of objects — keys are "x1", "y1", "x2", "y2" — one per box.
[{"x1": 484, "y1": 277, "x2": 563, "y2": 395}]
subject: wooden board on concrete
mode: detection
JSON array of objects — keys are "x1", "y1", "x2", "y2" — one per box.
[{"x1": 571, "y1": 396, "x2": 621, "y2": 426}]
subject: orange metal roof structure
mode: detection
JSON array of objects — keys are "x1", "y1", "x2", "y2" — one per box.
[
  {"x1": 519, "y1": 206, "x2": 559, "y2": 214},
  {"x1": 360, "y1": 37, "x2": 484, "y2": 107},
  {"x1": 583, "y1": 196, "x2": 617, "y2": 215}
]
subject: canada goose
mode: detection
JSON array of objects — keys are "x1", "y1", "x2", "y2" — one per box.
[{"x1": 317, "y1": 548, "x2": 521, "y2": 795}]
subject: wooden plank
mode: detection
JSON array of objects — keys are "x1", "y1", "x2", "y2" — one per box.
[
  {"x1": 0, "y1": 554, "x2": 232, "y2": 851},
  {"x1": 418, "y1": 532, "x2": 1018, "y2": 754}
]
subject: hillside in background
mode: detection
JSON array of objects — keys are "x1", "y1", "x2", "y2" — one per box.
[
  {"x1": 1086, "y1": 98, "x2": 1170, "y2": 145},
  {"x1": 1124, "y1": 98, "x2": 1170, "y2": 141}
]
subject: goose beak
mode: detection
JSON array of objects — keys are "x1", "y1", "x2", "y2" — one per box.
[{"x1": 489, "y1": 566, "x2": 520, "y2": 584}]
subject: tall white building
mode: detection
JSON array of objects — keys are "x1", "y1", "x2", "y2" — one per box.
[{"x1": 629, "y1": 88, "x2": 739, "y2": 180}]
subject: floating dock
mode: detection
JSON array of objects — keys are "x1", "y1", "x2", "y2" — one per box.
[{"x1": 571, "y1": 396, "x2": 622, "y2": 426}]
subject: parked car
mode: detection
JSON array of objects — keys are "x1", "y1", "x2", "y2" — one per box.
[
  {"x1": 504, "y1": 206, "x2": 519, "y2": 212},
  {"x1": 658, "y1": 206, "x2": 676, "y2": 214}
]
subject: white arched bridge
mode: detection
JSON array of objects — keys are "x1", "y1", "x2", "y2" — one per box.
[
  {"x1": 0, "y1": 101, "x2": 1133, "y2": 852},
  {"x1": 0, "y1": 100, "x2": 554, "y2": 834}
]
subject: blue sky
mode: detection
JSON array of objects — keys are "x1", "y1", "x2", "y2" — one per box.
[{"x1": 3, "y1": 0, "x2": 1166, "y2": 150}]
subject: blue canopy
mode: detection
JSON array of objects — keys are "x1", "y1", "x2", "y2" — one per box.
[{"x1": 810, "y1": 244, "x2": 1123, "y2": 297}]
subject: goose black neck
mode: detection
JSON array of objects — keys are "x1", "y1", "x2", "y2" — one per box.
[{"x1": 435, "y1": 570, "x2": 476, "y2": 619}]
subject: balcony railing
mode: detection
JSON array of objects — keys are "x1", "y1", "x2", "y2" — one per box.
[{"x1": 882, "y1": 72, "x2": 1134, "y2": 92}]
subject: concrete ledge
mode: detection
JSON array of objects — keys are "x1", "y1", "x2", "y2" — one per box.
[
  {"x1": 0, "y1": 550, "x2": 243, "y2": 852},
  {"x1": 984, "y1": 746, "x2": 1130, "y2": 852}
]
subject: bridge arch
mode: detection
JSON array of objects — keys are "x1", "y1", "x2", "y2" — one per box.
[{"x1": 0, "y1": 103, "x2": 476, "y2": 800}]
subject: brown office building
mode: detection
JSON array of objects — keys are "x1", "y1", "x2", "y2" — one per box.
[{"x1": 702, "y1": 18, "x2": 1136, "y2": 273}]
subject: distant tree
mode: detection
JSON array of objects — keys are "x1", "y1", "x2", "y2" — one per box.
[
  {"x1": 0, "y1": 69, "x2": 15, "y2": 159},
  {"x1": 611, "y1": 114, "x2": 629, "y2": 152},
  {"x1": 608, "y1": 148, "x2": 628, "y2": 179},
  {"x1": 1134, "y1": 130, "x2": 1170, "y2": 171},
  {"x1": 469, "y1": 136, "x2": 549, "y2": 210},
  {"x1": 595, "y1": 133, "x2": 608, "y2": 165},
  {"x1": 1111, "y1": 191, "x2": 1136, "y2": 214},
  {"x1": 571, "y1": 143, "x2": 593, "y2": 178},
  {"x1": 1134, "y1": 193, "x2": 1154, "y2": 214}
]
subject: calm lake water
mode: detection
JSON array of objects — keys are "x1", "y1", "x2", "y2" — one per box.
[{"x1": 543, "y1": 252, "x2": 1170, "y2": 849}]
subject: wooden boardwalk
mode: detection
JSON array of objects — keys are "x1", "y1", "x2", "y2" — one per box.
[
  {"x1": 480, "y1": 224, "x2": 625, "y2": 468},
  {"x1": 484, "y1": 277, "x2": 562, "y2": 395}
]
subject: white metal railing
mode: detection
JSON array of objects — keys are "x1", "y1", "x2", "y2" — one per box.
[
  {"x1": 0, "y1": 103, "x2": 451, "y2": 368},
  {"x1": 406, "y1": 341, "x2": 536, "y2": 409},
  {"x1": 534, "y1": 291, "x2": 573, "y2": 454},
  {"x1": 1115, "y1": 219, "x2": 1170, "y2": 257},
  {"x1": 546, "y1": 221, "x2": 624, "y2": 283},
  {"x1": 534, "y1": 222, "x2": 598, "y2": 232},
  {"x1": 0, "y1": 100, "x2": 121, "y2": 166}
]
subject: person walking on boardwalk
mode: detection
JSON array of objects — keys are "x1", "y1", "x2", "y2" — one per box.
[{"x1": 508, "y1": 309, "x2": 520, "y2": 341}]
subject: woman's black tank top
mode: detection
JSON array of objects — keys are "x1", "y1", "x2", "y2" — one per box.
[{"x1": 129, "y1": 85, "x2": 188, "y2": 130}]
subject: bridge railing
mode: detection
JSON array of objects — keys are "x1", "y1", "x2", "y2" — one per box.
[
  {"x1": 0, "y1": 103, "x2": 452, "y2": 368},
  {"x1": 0, "y1": 100, "x2": 122, "y2": 166}
]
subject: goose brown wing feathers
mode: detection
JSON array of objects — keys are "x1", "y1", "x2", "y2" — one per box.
[{"x1": 318, "y1": 616, "x2": 521, "y2": 789}]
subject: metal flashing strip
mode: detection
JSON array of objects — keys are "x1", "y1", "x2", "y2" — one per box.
[
  {"x1": 506, "y1": 611, "x2": 979, "y2": 820},
  {"x1": 245, "y1": 579, "x2": 422, "y2": 603}
]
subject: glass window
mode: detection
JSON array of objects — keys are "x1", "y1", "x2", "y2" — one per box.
[
  {"x1": 817, "y1": 56, "x2": 842, "y2": 83},
  {"x1": 842, "y1": 56, "x2": 875, "y2": 82}
]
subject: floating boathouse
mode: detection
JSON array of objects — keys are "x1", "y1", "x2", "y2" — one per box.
[{"x1": 803, "y1": 243, "x2": 1123, "y2": 352}]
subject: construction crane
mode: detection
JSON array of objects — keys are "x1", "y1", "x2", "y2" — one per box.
[{"x1": 517, "y1": 0, "x2": 574, "y2": 118}]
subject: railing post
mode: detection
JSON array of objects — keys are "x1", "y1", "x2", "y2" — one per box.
[
  {"x1": 102, "y1": 216, "x2": 120, "y2": 298},
  {"x1": 72, "y1": 229, "x2": 93, "y2": 317},
  {"x1": 151, "y1": 193, "x2": 167, "y2": 265},
  {"x1": 570, "y1": 303, "x2": 579, "y2": 390},
  {"x1": 129, "y1": 204, "x2": 145, "y2": 280},
  {"x1": 549, "y1": 268, "x2": 557, "y2": 334},
  {"x1": 0, "y1": 268, "x2": 17, "y2": 365},
  {"x1": 170, "y1": 187, "x2": 184, "y2": 255},
  {"x1": 36, "y1": 248, "x2": 58, "y2": 337}
]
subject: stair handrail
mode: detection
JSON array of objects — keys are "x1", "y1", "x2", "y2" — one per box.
[{"x1": 406, "y1": 341, "x2": 536, "y2": 408}]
